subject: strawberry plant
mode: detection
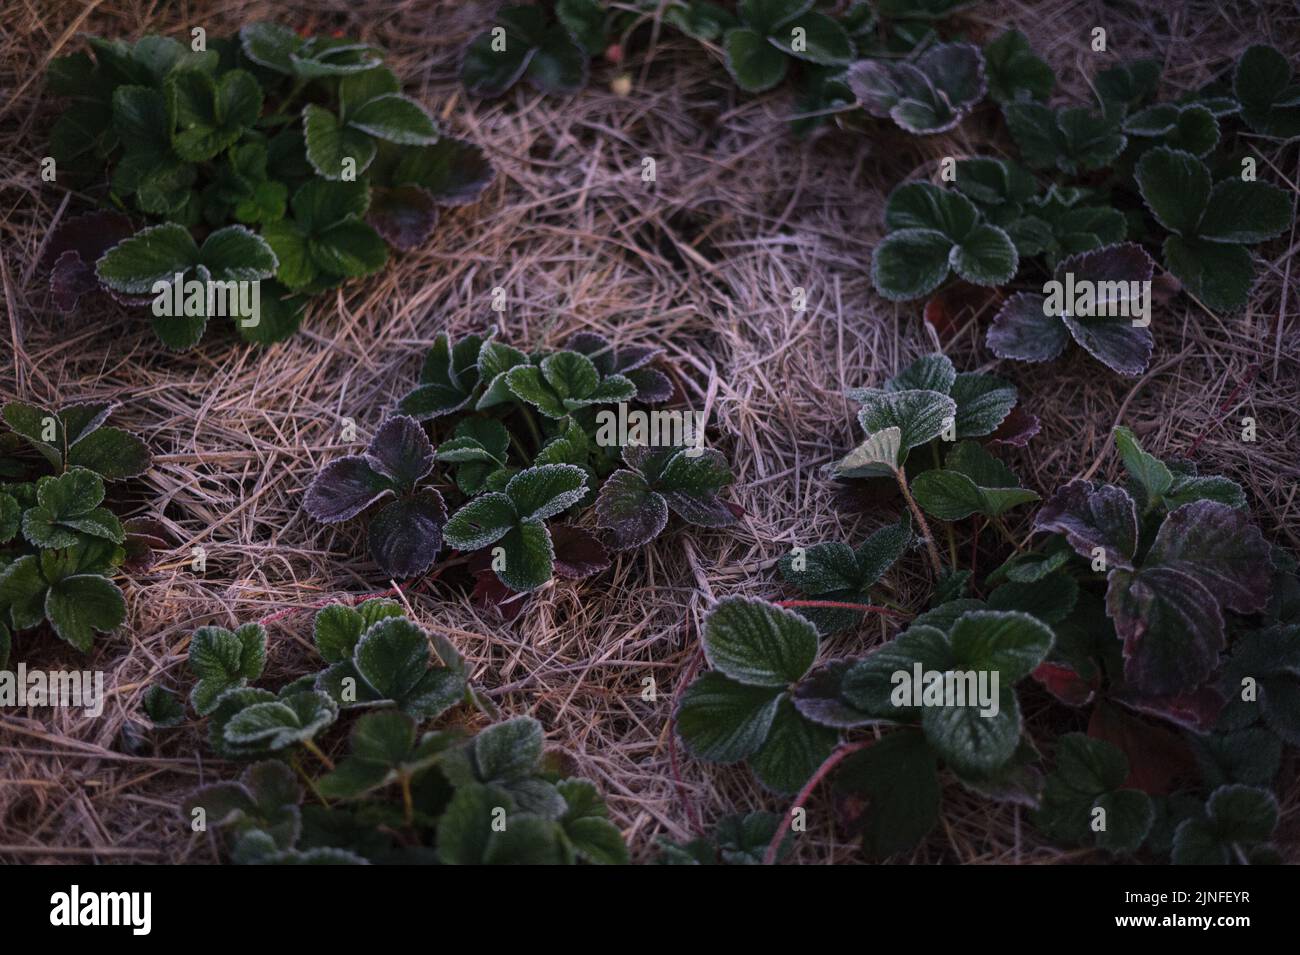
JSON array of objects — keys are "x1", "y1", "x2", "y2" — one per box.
[
  {"x1": 1134, "y1": 145, "x2": 1290, "y2": 312},
  {"x1": 305, "y1": 328, "x2": 734, "y2": 597},
  {"x1": 722, "y1": 0, "x2": 854, "y2": 94},
  {"x1": 303, "y1": 415, "x2": 448, "y2": 578},
  {"x1": 777, "y1": 515, "x2": 911, "y2": 633},
  {"x1": 830, "y1": 353, "x2": 1035, "y2": 577},
  {"x1": 987, "y1": 243, "x2": 1157, "y2": 376},
  {"x1": 1034, "y1": 733, "x2": 1154, "y2": 853},
  {"x1": 847, "y1": 42, "x2": 985, "y2": 134},
  {"x1": 0, "y1": 402, "x2": 153, "y2": 655},
  {"x1": 45, "y1": 26, "x2": 492, "y2": 347},
  {"x1": 871, "y1": 181, "x2": 1018, "y2": 300},
  {"x1": 1234, "y1": 44, "x2": 1300, "y2": 138},
  {"x1": 673, "y1": 595, "x2": 1055, "y2": 848},
  {"x1": 185, "y1": 711, "x2": 627, "y2": 864}
]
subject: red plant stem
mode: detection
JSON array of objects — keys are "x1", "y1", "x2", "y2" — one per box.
[
  {"x1": 1186, "y1": 361, "x2": 1261, "y2": 456},
  {"x1": 763, "y1": 739, "x2": 876, "y2": 865},
  {"x1": 774, "y1": 599, "x2": 911, "y2": 621}
]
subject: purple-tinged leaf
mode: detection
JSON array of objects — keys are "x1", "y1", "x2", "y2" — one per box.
[
  {"x1": 792, "y1": 660, "x2": 875, "y2": 728},
  {"x1": 122, "y1": 516, "x2": 170, "y2": 572},
  {"x1": 1032, "y1": 661, "x2": 1097, "y2": 707},
  {"x1": 367, "y1": 185, "x2": 438, "y2": 251},
  {"x1": 1113, "y1": 684, "x2": 1225, "y2": 733},
  {"x1": 1145, "y1": 500, "x2": 1272, "y2": 615},
  {"x1": 367, "y1": 490, "x2": 447, "y2": 578},
  {"x1": 626, "y1": 367, "x2": 674, "y2": 404},
  {"x1": 304, "y1": 456, "x2": 396, "y2": 523},
  {"x1": 988, "y1": 406, "x2": 1041, "y2": 447},
  {"x1": 1061, "y1": 314, "x2": 1153, "y2": 377},
  {"x1": 50, "y1": 250, "x2": 104, "y2": 312},
  {"x1": 595, "y1": 469, "x2": 667, "y2": 550},
  {"x1": 389, "y1": 137, "x2": 495, "y2": 207},
  {"x1": 986, "y1": 292, "x2": 1069, "y2": 363},
  {"x1": 42, "y1": 211, "x2": 135, "y2": 312},
  {"x1": 366, "y1": 415, "x2": 434, "y2": 491},
  {"x1": 1034, "y1": 479, "x2": 1138, "y2": 570},
  {"x1": 1108, "y1": 566, "x2": 1225, "y2": 696},
  {"x1": 550, "y1": 525, "x2": 610, "y2": 580}
]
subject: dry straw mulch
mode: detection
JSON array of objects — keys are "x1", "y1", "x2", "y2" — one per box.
[{"x1": 0, "y1": 0, "x2": 1297, "y2": 864}]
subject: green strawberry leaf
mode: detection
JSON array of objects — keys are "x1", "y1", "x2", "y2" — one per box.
[
  {"x1": 703, "y1": 596, "x2": 819, "y2": 687},
  {"x1": 831, "y1": 731, "x2": 941, "y2": 858},
  {"x1": 983, "y1": 28, "x2": 1052, "y2": 104},
  {"x1": 143, "y1": 684, "x2": 185, "y2": 727},
  {"x1": 724, "y1": 28, "x2": 789, "y2": 93},
  {"x1": 188, "y1": 623, "x2": 268, "y2": 715},
  {"x1": 1034, "y1": 733, "x2": 1153, "y2": 853},
  {"x1": 912, "y1": 441, "x2": 1039, "y2": 520}
]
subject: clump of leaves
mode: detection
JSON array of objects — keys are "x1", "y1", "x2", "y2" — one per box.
[
  {"x1": 1034, "y1": 733, "x2": 1153, "y2": 853},
  {"x1": 1002, "y1": 101, "x2": 1127, "y2": 175},
  {"x1": 46, "y1": 27, "x2": 492, "y2": 347},
  {"x1": 0, "y1": 401, "x2": 153, "y2": 656},
  {"x1": 1171, "y1": 784, "x2": 1281, "y2": 864},
  {"x1": 186, "y1": 713, "x2": 627, "y2": 865},
  {"x1": 777, "y1": 516, "x2": 911, "y2": 633},
  {"x1": 596, "y1": 444, "x2": 736, "y2": 550},
  {"x1": 3, "y1": 400, "x2": 150, "y2": 481},
  {"x1": 1135, "y1": 146, "x2": 1290, "y2": 312},
  {"x1": 847, "y1": 42, "x2": 985, "y2": 134},
  {"x1": 188, "y1": 622, "x2": 267, "y2": 715},
  {"x1": 303, "y1": 415, "x2": 448, "y2": 578},
  {"x1": 832, "y1": 352, "x2": 1024, "y2": 480},
  {"x1": 911, "y1": 441, "x2": 1040, "y2": 521},
  {"x1": 871, "y1": 181, "x2": 1018, "y2": 300},
  {"x1": 675, "y1": 597, "x2": 839, "y2": 794},
  {"x1": 1234, "y1": 44, "x2": 1300, "y2": 138},
  {"x1": 987, "y1": 243, "x2": 1157, "y2": 376},
  {"x1": 723, "y1": 0, "x2": 855, "y2": 94},
  {"x1": 309, "y1": 328, "x2": 729, "y2": 596},
  {"x1": 461, "y1": 4, "x2": 590, "y2": 97},
  {"x1": 1034, "y1": 473, "x2": 1270, "y2": 699},
  {"x1": 312, "y1": 599, "x2": 469, "y2": 719},
  {"x1": 443, "y1": 464, "x2": 589, "y2": 592}
]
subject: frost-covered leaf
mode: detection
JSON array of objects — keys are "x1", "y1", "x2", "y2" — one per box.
[
  {"x1": 848, "y1": 42, "x2": 986, "y2": 134},
  {"x1": 222, "y1": 690, "x2": 338, "y2": 751},
  {"x1": 703, "y1": 596, "x2": 819, "y2": 687},
  {"x1": 853, "y1": 389, "x2": 956, "y2": 466},
  {"x1": 188, "y1": 622, "x2": 267, "y2": 715},
  {"x1": 830, "y1": 426, "x2": 903, "y2": 479},
  {"x1": 367, "y1": 490, "x2": 447, "y2": 578},
  {"x1": 1234, "y1": 44, "x2": 1300, "y2": 138},
  {"x1": 1034, "y1": 479, "x2": 1138, "y2": 570},
  {"x1": 779, "y1": 517, "x2": 911, "y2": 633},
  {"x1": 351, "y1": 617, "x2": 466, "y2": 719},
  {"x1": 912, "y1": 441, "x2": 1039, "y2": 520}
]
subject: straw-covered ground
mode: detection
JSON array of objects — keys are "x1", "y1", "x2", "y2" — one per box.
[{"x1": 1, "y1": 0, "x2": 1297, "y2": 863}]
